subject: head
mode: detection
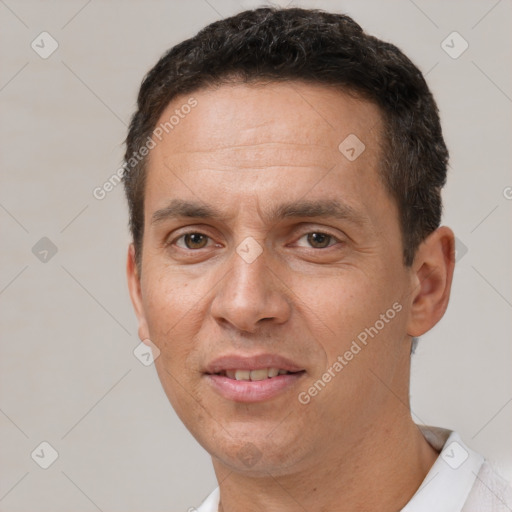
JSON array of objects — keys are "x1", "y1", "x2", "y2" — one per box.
[{"x1": 124, "y1": 8, "x2": 455, "y2": 475}]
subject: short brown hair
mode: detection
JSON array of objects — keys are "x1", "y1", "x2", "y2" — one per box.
[{"x1": 123, "y1": 7, "x2": 448, "y2": 271}]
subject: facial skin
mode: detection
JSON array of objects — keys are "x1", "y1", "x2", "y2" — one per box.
[{"x1": 127, "y1": 81, "x2": 455, "y2": 511}]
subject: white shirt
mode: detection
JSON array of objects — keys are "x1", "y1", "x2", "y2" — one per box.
[{"x1": 195, "y1": 425, "x2": 512, "y2": 511}]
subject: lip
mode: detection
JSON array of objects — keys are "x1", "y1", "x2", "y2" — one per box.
[
  {"x1": 204, "y1": 353, "x2": 306, "y2": 403},
  {"x1": 204, "y1": 353, "x2": 305, "y2": 374},
  {"x1": 205, "y1": 372, "x2": 306, "y2": 402}
]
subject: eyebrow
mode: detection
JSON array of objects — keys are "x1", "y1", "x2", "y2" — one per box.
[{"x1": 151, "y1": 198, "x2": 368, "y2": 226}]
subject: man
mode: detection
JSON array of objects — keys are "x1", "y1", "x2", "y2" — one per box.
[{"x1": 123, "y1": 7, "x2": 511, "y2": 511}]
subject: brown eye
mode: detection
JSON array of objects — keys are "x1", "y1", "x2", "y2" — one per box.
[
  {"x1": 180, "y1": 233, "x2": 209, "y2": 249},
  {"x1": 306, "y1": 232, "x2": 334, "y2": 248}
]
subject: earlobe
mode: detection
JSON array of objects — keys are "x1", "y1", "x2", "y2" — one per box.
[
  {"x1": 126, "y1": 244, "x2": 150, "y2": 341},
  {"x1": 406, "y1": 226, "x2": 455, "y2": 337}
]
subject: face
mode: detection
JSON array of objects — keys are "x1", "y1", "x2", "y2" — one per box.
[{"x1": 127, "y1": 82, "x2": 421, "y2": 475}]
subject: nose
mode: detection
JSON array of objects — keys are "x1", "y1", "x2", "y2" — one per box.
[{"x1": 210, "y1": 242, "x2": 291, "y2": 334}]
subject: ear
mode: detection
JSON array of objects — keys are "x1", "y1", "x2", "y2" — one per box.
[
  {"x1": 126, "y1": 244, "x2": 150, "y2": 342},
  {"x1": 406, "y1": 226, "x2": 455, "y2": 337}
]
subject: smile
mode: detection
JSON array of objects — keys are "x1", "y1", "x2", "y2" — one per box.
[
  {"x1": 216, "y1": 368, "x2": 301, "y2": 380},
  {"x1": 206, "y1": 370, "x2": 306, "y2": 403},
  {"x1": 204, "y1": 353, "x2": 306, "y2": 402}
]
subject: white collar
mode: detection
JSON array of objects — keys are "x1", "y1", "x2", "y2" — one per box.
[
  {"x1": 196, "y1": 426, "x2": 484, "y2": 512},
  {"x1": 196, "y1": 486, "x2": 220, "y2": 512},
  {"x1": 400, "y1": 425, "x2": 484, "y2": 512}
]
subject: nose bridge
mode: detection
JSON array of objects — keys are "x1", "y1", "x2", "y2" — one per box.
[
  {"x1": 232, "y1": 239, "x2": 269, "y2": 297},
  {"x1": 211, "y1": 239, "x2": 289, "y2": 332}
]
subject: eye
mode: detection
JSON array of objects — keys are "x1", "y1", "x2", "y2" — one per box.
[
  {"x1": 296, "y1": 232, "x2": 339, "y2": 249},
  {"x1": 175, "y1": 232, "x2": 211, "y2": 249}
]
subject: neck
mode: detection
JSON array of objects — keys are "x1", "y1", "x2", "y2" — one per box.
[{"x1": 213, "y1": 413, "x2": 439, "y2": 512}]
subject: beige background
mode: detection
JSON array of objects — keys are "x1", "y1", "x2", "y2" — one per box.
[{"x1": 1, "y1": 0, "x2": 511, "y2": 510}]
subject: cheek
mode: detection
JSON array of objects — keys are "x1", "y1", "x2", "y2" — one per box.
[
  {"x1": 142, "y1": 273, "x2": 208, "y2": 413},
  {"x1": 142, "y1": 271, "x2": 203, "y2": 359},
  {"x1": 295, "y1": 270, "x2": 402, "y2": 360}
]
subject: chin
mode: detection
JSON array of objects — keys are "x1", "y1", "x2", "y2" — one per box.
[{"x1": 203, "y1": 422, "x2": 311, "y2": 476}]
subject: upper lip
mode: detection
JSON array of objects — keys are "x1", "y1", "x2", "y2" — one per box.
[{"x1": 205, "y1": 353, "x2": 305, "y2": 374}]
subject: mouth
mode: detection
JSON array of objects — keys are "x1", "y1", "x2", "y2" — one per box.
[
  {"x1": 212, "y1": 368, "x2": 305, "y2": 381},
  {"x1": 204, "y1": 354, "x2": 306, "y2": 403}
]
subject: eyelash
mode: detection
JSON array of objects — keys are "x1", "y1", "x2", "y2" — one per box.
[{"x1": 170, "y1": 230, "x2": 341, "y2": 250}]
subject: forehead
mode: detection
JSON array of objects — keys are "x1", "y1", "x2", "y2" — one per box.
[
  {"x1": 143, "y1": 81, "x2": 391, "y2": 226},
  {"x1": 151, "y1": 81, "x2": 383, "y2": 168}
]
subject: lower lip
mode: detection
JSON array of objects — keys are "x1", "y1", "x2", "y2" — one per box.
[{"x1": 205, "y1": 372, "x2": 305, "y2": 403}]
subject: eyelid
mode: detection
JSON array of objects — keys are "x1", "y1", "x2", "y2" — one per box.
[{"x1": 292, "y1": 222, "x2": 344, "y2": 238}]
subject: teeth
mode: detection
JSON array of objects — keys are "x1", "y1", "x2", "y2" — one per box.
[
  {"x1": 250, "y1": 369, "x2": 269, "y2": 381},
  {"x1": 231, "y1": 368, "x2": 288, "y2": 381},
  {"x1": 234, "y1": 370, "x2": 251, "y2": 381},
  {"x1": 268, "y1": 368, "x2": 279, "y2": 378}
]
